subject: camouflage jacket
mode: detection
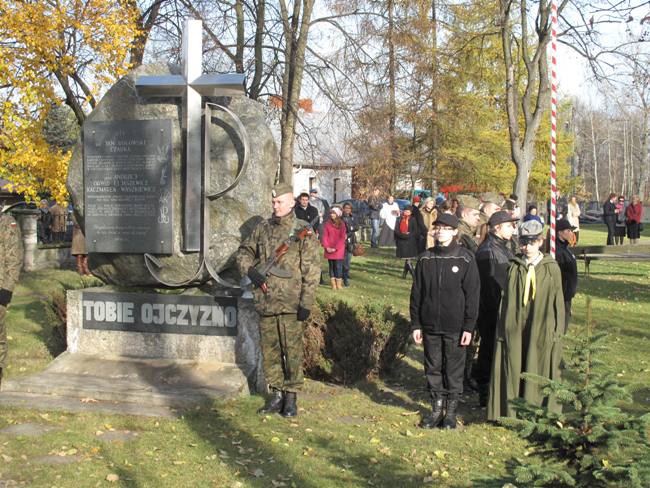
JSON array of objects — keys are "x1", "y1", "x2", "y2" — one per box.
[
  {"x1": 236, "y1": 214, "x2": 320, "y2": 316},
  {"x1": 1, "y1": 214, "x2": 24, "y2": 293}
]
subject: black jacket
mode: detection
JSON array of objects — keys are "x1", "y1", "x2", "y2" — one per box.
[
  {"x1": 394, "y1": 216, "x2": 420, "y2": 258},
  {"x1": 555, "y1": 238, "x2": 577, "y2": 301},
  {"x1": 341, "y1": 213, "x2": 358, "y2": 249},
  {"x1": 409, "y1": 241, "x2": 480, "y2": 334},
  {"x1": 475, "y1": 233, "x2": 514, "y2": 328},
  {"x1": 603, "y1": 200, "x2": 616, "y2": 225},
  {"x1": 294, "y1": 204, "x2": 319, "y2": 227}
]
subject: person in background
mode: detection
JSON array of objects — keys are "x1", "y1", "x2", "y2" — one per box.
[
  {"x1": 603, "y1": 193, "x2": 617, "y2": 245},
  {"x1": 473, "y1": 210, "x2": 518, "y2": 407},
  {"x1": 341, "y1": 202, "x2": 358, "y2": 287},
  {"x1": 294, "y1": 192, "x2": 319, "y2": 228},
  {"x1": 476, "y1": 194, "x2": 501, "y2": 246},
  {"x1": 321, "y1": 207, "x2": 347, "y2": 290},
  {"x1": 378, "y1": 195, "x2": 400, "y2": 247},
  {"x1": 410, "y1": 213, "x2": 480, "y2": 429},
  {"x1": 394, "y1": 205, "x2": 420, "y2": 279},
  {"x1": 37, "y1": 199, "x2": 52, "y2": 244},
  {"x1": 614, "y1": 195, "x2": 627, "y2": 245},
  {"x1": 625, "y1": 195, "x2": 643, "y2": 244},
  {"x1": 309, "y1": 188, "x2": 328, "y2": 233},
  {"x1": 566, "y1": 196, "x2": 581, "y2": 243},
  {"x1": 71, "y1": 214, "x2": 90, "y2": 276},
  {"x1": 487, "y1": 220, "x2": 565, "y2": 420},
  {"x1": 450, "y1": 198, "x2": 459, "y2": 215},
  {"x1": 418, "y1": 197, "x2": 437, "y2": 251},
  {"x1": 555, "y1": 219, "x2": 578, "y2": 331},
  {"x1": 50, "y1": 201, "x2": 67, "y2": 242},
  {"x1": 367, "y1": 188, "x2": 383, "y2": 248},
  {"x1": 523, "y1": 205, "x2": 543, "y2": 225}
]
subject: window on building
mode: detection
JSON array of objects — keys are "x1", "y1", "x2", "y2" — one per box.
[{"x1": 333, "y1": 178, "x2": 341, "y2": 203}]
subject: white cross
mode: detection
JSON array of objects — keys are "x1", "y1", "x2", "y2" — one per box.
[{"x1": 136, "y1": 19, "x2": 245, "y2": 252}]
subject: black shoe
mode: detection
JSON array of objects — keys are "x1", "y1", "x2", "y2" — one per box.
[
  {"x1": 257, "y1": 390, "x2": 284, "y2": 414},
  {"x1": 343, "y1": 279, "x2": 349, "y2": 287},
  {"x1": 478, "y1": 384, "x2": 489, "y2": 407},
  {"x1": 421, "y1": 398, "x2": 444, "y2": 429},
  {"x1": 464, "y1": 377, "x2": 480, "y2": 393},
  {"x1": 442, "y1": 399, "x2": 459, "y2": 429},
  {"x1": 280, "y1": 392, "x2": 298, "y2": 418}
]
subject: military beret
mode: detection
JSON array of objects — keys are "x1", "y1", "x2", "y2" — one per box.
[
  {"x1": 433, "y1": 212, "x2": 459, "y2": 229},
  {"x1": 457, "y1": 194, "x2": 481, "y2": 211},
  {"x1": 518, "y1": 219, "x2": 544, "y2": 241},
  {"x1": 488, "y1": 210, "x2": 519, "y2": 227},
  {"x1": 271, "y1": 183, "x2": 294, "y2": 198}
]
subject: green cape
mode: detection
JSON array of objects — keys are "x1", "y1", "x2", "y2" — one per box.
[{"x1": 487, "y1": 254, "x2": 565, "y2": 420}]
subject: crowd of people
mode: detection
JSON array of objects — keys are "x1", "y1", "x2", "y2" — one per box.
[{"x1": 603, "y1": 193, "x2": 644, "y2": 245}]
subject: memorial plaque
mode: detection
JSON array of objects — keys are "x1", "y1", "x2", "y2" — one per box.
[
  {"x1": 84, "y1": 120, "x2": 173, "y2": 254},
  {"x1": 82, "y1": 291, "x2": 238, "y2": 336}
]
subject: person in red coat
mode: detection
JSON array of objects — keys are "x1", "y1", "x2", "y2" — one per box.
[
  {"x1": 626, "y1": 195, "x2": 644, "y2": 244},
  {"x1": 322, "y1": 207, "x2": 348, "y2": 289}
]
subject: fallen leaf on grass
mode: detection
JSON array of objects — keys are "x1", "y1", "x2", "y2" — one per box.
[
  {"x1": 252, "y1": 468, "x2": 265, "y2": 478},
  {"x1": 81, "y1": 398, "x2": 98, "y2": 403},
  {"x1": 401, "y1": 411, "x2": 419, "y2": 416},
  {"x1": 1, "y1": 454, "x2": 13, "y2": 462},
  {"x1": 106, "y1": 474, "x2": 120, "y2": 482},
  {"x1": 434, "y1": 450, "x2": 446, "y2": 460}
]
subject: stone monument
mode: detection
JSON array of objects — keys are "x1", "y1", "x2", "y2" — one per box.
[{"x1": 0, "y1": 20, "x2": 273, "y2": 415}]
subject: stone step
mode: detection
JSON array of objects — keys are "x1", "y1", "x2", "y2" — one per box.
[{"x1": 0, "y1": 352, "x2": 249, "y2": 416}]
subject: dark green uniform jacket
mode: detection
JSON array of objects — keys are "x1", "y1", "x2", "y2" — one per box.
[{"x1": 487, "y1": 254, "x2": 565, "y2": 420}]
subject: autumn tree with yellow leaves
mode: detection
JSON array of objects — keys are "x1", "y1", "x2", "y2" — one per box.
[{"x1": 0, "y1": 0, "x2": 139, "y2": 203}]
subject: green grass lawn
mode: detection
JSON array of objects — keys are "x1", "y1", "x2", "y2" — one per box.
[{"x1": 0, "y1": 224, "x2": 648, "y2": 487}]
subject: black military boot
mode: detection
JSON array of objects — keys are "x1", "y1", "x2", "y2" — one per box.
[
  {"x1": 257, "y1": 390, "x2": 284, "y2": 414},
  {"x1": 280, "y1": 392, "x2": 297, "y2": 418},
  {"x1": 421, "y1": 397, "x2": 444, "y2": 429},
  {"x1": 442, "y1": 398, "x2": 459, "y2": 429}
]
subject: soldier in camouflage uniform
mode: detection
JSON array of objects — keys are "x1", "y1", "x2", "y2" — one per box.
[
  {"x1": 236, "y1": 183, "x2": 321, "y2": 417},
  {"x1": 0, "y1": 213, "x2": 24, "y2": 388}
]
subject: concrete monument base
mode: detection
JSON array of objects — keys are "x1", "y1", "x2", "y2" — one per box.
[{"x1": 0, "y1": 286, "x2": 263, "y2": 417}]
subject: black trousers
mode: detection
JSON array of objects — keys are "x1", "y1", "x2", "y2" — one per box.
[
  {"x1": 605, "y1": 221, "x2": 615, "y2": 245},
  {"x1": 473, "y1": 320, "x2": 496, "y2": 388},
  {"x1": 423, "y1": 333, "x2": 465, "y2": 400}
]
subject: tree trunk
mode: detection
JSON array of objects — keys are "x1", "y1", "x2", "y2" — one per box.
[
  {"x1": 591, "y1": 113, "x2": 600, "y2": 202},
  {"x1": 278, "y1": 0, "x2": 315, "y2": 184},
  {"x1": 129, "y1": 0, "x2": 164, "y2": 69},
  {"x1": 387, "y1": 0, "x2": 397, "y2": 192}
]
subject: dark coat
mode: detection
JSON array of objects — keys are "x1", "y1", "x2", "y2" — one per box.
[
  {"x1": 487, "y1": 254, "x2": 565, "y2": 420},
  {"x1": 409, "y1": 241, "x2": 480, "y2": 335},
  {"x1": 475, "y1": 234, "x2": 514, "y2": 330},
  {"x1": 394, "y1": 216, "x2": 420, "y2": 258},
  {"x1": 294, "y1": 204, "x2": 319, "y2": 228},
  {"x1": 341, "y1": 213, "x2": 358, "y2": 250},
  {"x1": 555, "y1": 238, "x2": 577, "y2": 302},
  {"x1": 603, "y1": 200, "x2": 617, "y2": 225}
]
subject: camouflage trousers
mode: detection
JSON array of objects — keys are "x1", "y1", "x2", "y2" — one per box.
[
  {"x1": 0, "y1": 305, "x2": 7, "y2": 369},
  {"x1": 259, "y1": 314, "x2": 304, "y2": 393}
]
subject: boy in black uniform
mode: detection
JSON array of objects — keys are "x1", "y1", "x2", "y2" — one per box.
[{"x1": 410, "y1": 213, "x2": 480, "y2": 429}]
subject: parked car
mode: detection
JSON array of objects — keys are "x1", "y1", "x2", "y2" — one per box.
[{"x1": 395, "y1": 199, "x2": 410, "y2": 211}]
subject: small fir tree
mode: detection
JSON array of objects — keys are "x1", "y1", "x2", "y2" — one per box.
[{"x1": 499, "y1": 302, "x2": 650, "y2": 487}]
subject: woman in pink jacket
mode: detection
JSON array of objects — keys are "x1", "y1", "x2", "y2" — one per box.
[{"x1": 322, "y1": 207, "x2": 348, "y2": 290}]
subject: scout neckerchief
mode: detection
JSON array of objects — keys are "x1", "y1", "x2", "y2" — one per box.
[{"x1": 523, "y1": 252, "x2": 543, "y2": 306}]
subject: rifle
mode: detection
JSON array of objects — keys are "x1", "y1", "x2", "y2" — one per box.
[{"x1": 248, "y1": 215, "x2": 319, "y2": 294}]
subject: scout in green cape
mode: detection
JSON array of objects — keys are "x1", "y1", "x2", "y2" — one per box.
[{"x1": 487, "y1": 219, "x2": 566, "y2": 420}]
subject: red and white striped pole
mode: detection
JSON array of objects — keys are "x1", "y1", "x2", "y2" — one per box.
[{"x1": 549, "y1": 0, "x2": 559, "y2": 258}]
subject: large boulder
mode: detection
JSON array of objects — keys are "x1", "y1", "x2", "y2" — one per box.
[{"x1": 67, "y1": 64, "x2": 277, "y2": 287}]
